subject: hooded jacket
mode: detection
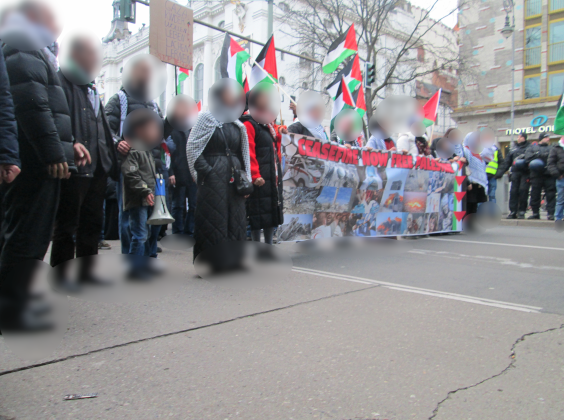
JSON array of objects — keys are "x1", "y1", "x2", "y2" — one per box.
[
  {"x1": 0, "y1": 49, "x2": 19, "y2": 168},
  {"x1": 547, "y1": 142, "x2": 564, "y2": 179}
]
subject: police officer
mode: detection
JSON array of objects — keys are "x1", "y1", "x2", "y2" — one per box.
[
  {"x1": 497, "y1": 133, "x2": 530, "y2": 219},
  {"x1": 525, "y1": 133, "x2": 556, "y2": 220}
]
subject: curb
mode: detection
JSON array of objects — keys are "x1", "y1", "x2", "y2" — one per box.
[{"x1": 499, "y1": 219, "x2": 554, "y2": 227}]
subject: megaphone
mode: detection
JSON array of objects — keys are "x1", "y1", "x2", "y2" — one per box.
[{"x1": 147, "y1": 174, "x2": 175, "y2": 226}]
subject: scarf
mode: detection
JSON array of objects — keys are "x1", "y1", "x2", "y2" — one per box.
[
  {"x1": 415, "y1": 137, "x2": 430, "y2": 156},
  {"x1": 42, "y1": 42, "x2": 59, "y2": 71},
  {"x1": 463, "y1": 132, "x2": 488, "y2": 191},
  {"x1": 305, "y1": 123, "x2": 328, "y2": 141},
  {"x1": 368, "y1": 134, "x2": 386, "y2": 150},
  {"x1": 186, "y1": 111, "x2": 251, "y2": 182}
]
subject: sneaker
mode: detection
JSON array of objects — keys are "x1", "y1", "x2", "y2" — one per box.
[
  {"x1": 98, "y1": 240, "x2": 111, "y2": 250},
  {"x1": 156, "y1": 246, "x2": 163, "y2": 253},
  {"x1": 527, "y1": 214, "x2": 540, "y2": 220},
  {"x1": 547, "y1": 215, "x2": 555, "y2": 221},
  {"x1": 506, "y1": 213, "x2": 517, "y2": 219}
]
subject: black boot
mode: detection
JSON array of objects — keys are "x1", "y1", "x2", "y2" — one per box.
[
  {"x1": 518, "y1": 211, "x2": 526, "y2": 219},
  {"x1": 548, "y1": 215, "x2": 555, "y2": 221},
  {"x1": 528, "y1": 213, "x2": 540, "y2": 220},
  {"x1": 506, "y1": 212, "x2": 517, "y2": 219}
]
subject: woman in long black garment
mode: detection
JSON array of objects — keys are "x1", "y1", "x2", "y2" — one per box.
[{"x1": 187, "y1": 85, "x2": 251, "y2": 262}]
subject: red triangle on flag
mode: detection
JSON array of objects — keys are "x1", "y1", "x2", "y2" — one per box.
[
  {"x1": 341, "y1": 76, "x2": 355, "y2": 107},
  {"x1": 229, "y1": 37, "x2": 245, "y2": 56},
  {"x1": 351, "y1": 54, "x2": 362, "y2": 83},
  {"x1": 454, "y1": 191, "x2": 466, "y2": 202},
  {"x1": 454, "y1": 211, "x2": 466, "y2": 222},
  {"x1": 343, "y1": 23, "x2": 358, "y2": 51},
  {"x1": 355, "y1": 83, "x2": 366, "y2": 112},
  {"x1": 197, "y1": 101, "x2": 202, "y2": 112},
  {"x1": 423, "y1": 89, "x2": 441, "y2": 123},
  {"x1": 455, "y1": 176, "x2": 466, "y2": 187},
  {"x1": 263, "y1": 35, "x2": 278, "y2": 80},
  {"x1": 179, "y1": 67, "x2": 190, "y2": 75}
]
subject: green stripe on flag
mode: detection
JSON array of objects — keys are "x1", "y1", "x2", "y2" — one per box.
[{"x1": 322, "y1": 49, "x2": 356, "y2": 74}]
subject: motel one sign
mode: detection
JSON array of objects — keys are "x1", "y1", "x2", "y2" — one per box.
[{"x1": 505, "y1": 115, "x2": 553, "y2": 135}]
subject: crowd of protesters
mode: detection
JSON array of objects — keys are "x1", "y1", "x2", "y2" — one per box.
[{"x1": 1, "y1": 1, "x2": 564, "y2": 331}]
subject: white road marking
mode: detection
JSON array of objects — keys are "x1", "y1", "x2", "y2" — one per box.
[
  {"x1": 424, "y1": 237, "x2": 564, "y2": 252},
  {"x1": 293, "y1": 267, "x2": 542, "y2": 313}
]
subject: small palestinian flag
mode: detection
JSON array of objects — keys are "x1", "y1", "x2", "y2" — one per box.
[
  {"x1": 352, "y1": 84, "x2": 366, "y2": 118},
  {"x1": 554, "y1": 93, "x2": 564, "y2": 135},
  {"x1": 249, "y1": 35, "x2": 278, "y2": 90},
  {"x1": 177, "y1": 68, "x2": 189, "y2": 94},
  {"x1": 330, "y1": 76, "x2": 356, "y2": 132},
  {"x1": 326, "y1": 54, "x2": 362, "y2": 99},
  {"x1": 220, "y1": 33, "x2": 251, "y2": 87},
  {"x1": 322, "y1": 24, "x2": 358, "y2": 74},
  {"x1": 422, "y1": 89, "x2": 441, "y2": 128}
]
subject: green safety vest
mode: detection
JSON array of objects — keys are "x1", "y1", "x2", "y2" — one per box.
[{"x1": 485, "y1": 150, "x2": 498, "y2": 175}]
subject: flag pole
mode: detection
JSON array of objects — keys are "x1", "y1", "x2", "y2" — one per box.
[
  {"x1": 174, "y1": 66, "x2": 178, "y2": 95},
  {"x1": 248, "y1": 56, "x2": 297, "y2": 105}
]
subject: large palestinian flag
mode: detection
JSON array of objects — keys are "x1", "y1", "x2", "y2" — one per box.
[
  {"x1": 422, "y1": 89, "x2": 441, "y2": 128},
  {"x1": 554, "y1": 93, "x2": 564, "y2": 135},
  {"x1": 249, "y1": 35, "x2": 278, "y2": 90},
  {"x1": 322, "y1": 24, "x2": 358, "y2": 74},
  {"x1": 352, "y1": 84, "x2": 366, "y2": 118},
  {"x1": 220, "y1": 34, "x2": 251, "y2": 87},
  {"x1": 326, "y1": 54, "x2": 362, "y2": 99},
  {"x1": 330, "y1": 76, "x2": 356, "y2": 132}
]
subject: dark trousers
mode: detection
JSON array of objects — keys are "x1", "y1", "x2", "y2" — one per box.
[
  {"x1": 171, "y1": 181, "x2": 197, "y2": 235},
  {"x1": 0, "y1": 171, "x2": 60, "y2": 302},
  {"x1": 50, "y1": 170, "x2": 106, "y2": 269},
  {"x1": 529, "y1": 176, "x2": 556, "y2": 216},
  {"x1": 117, "y1": 174, "x2": 131, "y2": 254},
  {"x1": 509, "y1": 172, "x2": 530, "y2": 213}
]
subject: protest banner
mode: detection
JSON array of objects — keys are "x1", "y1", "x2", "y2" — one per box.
[
  {"x1": 278, "y1": 134, "x2": 466, "y2": 241},
  {"x1": 150, "y1": 0, "x2": 193, "y2": 70}
]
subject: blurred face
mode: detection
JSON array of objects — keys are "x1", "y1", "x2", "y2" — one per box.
[
  {"x1": 131, "y1": 119, "x2": 160, "y2": 148},
  {"x1": 326, "y1": 213, "x2": 333, "y2": 225},
  {"x1": 309, "y1": 106, "x2": 323, "y2": 123},
  {"x1": 131, "y1": 60, "x2": 152, "y2": 93},
  {"x1": 71, "y1": 37, "x2": 99, "y2": 76},
  {"x1": 447, "y1": 129, "x2": 462, "y2": 145},
  {"x1": 518, "y1": 134, "x2": 526, "y2": 143},
  {"x1": 25, "y1": 1, "x2": 60, "y2": 37},
  {"x1": 540, "y1": 136, "x2": 550, "y2": 145}
]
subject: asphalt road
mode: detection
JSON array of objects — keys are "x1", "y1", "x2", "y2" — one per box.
[{"x1": 0, "y1": 225, "x2": 563, "y2": 420}]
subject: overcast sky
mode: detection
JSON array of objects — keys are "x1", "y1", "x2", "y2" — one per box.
[{"x1": 37, "y1": 0, "x2": 456, "y2": 42}]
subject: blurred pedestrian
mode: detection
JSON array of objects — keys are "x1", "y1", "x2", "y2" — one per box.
[
  {"x1": 525, "y1": 132, "x2": 555, "y2": 219},
  {"x1": 547, "y1": 136, "x2": 564, "y2": 223},
  {"x1": 497, "y1": 133, "x2": 530, "y2": 219},
  {"x1": 463, "y1": 132, "x2": 488, "y2": 215}
]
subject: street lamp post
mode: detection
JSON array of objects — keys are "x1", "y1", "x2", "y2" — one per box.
[{"x1": 501, "y1": 2, "x2": 515, "y2": 147}]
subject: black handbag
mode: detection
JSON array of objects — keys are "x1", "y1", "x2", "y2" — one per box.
[{"x1": 219, "y1": 127, "x2": 254, "y2": 196}]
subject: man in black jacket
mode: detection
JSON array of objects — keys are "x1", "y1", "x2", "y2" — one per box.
[
  {"x1": 525, "y1": 133, "x2": 556, "y2": 220},
  {"x1": 0, "y1": 49, "x2": 20, "y2": 186},
  {"x1": 105, "y1": 60, "x2": 163, "y2": 254},
  {"x1": 497, "y1": 133, "x2": 531, "y2": 219},
  {"x1": 0, "y1": 2, "x2": 87, "y2": 329},
  {"x1": 50, "y1": 36, "x2": 119, "y2": 288},
  {"x1": 547, "y1": 138, "x2": 564, "y2": 223}
]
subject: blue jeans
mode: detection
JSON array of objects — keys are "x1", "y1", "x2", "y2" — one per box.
[
  {"x1": 556, "y1": 178, "x2": 564, "y2": 221},
  {"x1": 128, "y1": 205, "x2": 161, "y2": 269},
  {"x1": 487, "y1": 177, "x2": 497, "y2": 203},
  {"x1": 171, "y1": 181, "x2": 197, "y2": 235},
  {"x1": 117, "y1": 175, "x2": 131, "y2": 254}
]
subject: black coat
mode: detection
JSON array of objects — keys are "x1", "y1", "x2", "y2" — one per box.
[
  {"x1": 168, "y1": 126, "x2": 192, "y2": 186},
  {"x1": 241, "y1": 115, "x2": 283, "y2": 230},
  {"x1": 193, "y1": 123, "x2": 246, "y2": 260},
  {"x1": 547, "y1": 144, "x2": 564, "y2": 179},
  {"x1": 58, "y1": 72, "x2": 119, "y2": 180},
  {"x1": 3, "y1": 45, "x2": 74, "y2": 175},
  {"x1": 288, "y1": 121, "x2": 315, "y2": 138},
  {"x1": 0, "y1": 49, "x2": 19, "y2": 168},
  {"x1": 497, "y1": 141, "x2": 530, "y2": 177},
  {"x1": 524, "y1": 142, "x2": 552, "y2": 178}
]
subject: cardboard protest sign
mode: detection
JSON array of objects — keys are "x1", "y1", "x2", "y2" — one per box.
[
  {"x1": 150, "y1": 0, "x2": 193, "y2": 69},
  {"x1": 278, "y1": 134, "x2": 466, "y2": 241}
]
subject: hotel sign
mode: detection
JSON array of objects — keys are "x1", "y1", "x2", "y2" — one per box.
[{"x1": 505, "y1": 115, "x2": 553, "y2": 135}]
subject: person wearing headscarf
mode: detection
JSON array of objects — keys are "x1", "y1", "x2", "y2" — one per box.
[
  {"x1": 241, "y1": 88, "x2": 286, "y2": 244},
  {"x1": 187, "y1": 108, "x2": 251, "y2": 262},
  {"x1": 463, "y1": 132, "x2": 488, "y2": 215},
  {"x1": 287, "y1": 98, "x2": 328, "y2": 141}
]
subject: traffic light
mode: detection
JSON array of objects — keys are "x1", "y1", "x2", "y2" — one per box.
[
  {"x1": 365, "y1": 62, "x2": 376, "y2": 87},
  {"x1": 120, "y1": 0, "x2": 136, "y2": 23}
]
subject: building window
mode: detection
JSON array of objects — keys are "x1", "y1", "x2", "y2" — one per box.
[
  {"x1": 549, "y1": 72, "x2": 564, "y2": 96},
  {"x1": 417, "y1": 47, "x2": 425, "y2": 63},
  {"x1": 526, "y1": 0, "x2": 541, "y2": 17},
  {"x1": 214, "y1": 58, "x2": 222, "y2": 82},
  {"x1": 551, "y1": 0, "x2": 564, "y2": 12},
  {"x1": 549, "y1": 20, "x2": 564, "y2": 63},
  {"x1": 524, "y1": 75, "x2": 541, "y2": 99},
  {"x1": 525, "y1": 26, "x2": 541, "y2": 67},
  {"x1": 279, "y1": 76, "x2": 286, "y2": 86},
  {"x1": 194, "y1": 63, "x2": 204, "y2": 102}
]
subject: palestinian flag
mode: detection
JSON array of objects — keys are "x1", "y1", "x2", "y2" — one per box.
[
  {"x1": 422, "y1": 89, "x2": 441, "y2": 128},
  {"x1": 177, "y1": 67, "x2": 189, "y2": 94},
  {"x1": 322, "y1": 24, "x2": 358, "y2": 74},
  {"x1": 352, "y1": 84, "x2": 366, "y2": 118},
  {"x1": 249, "y1": 35, "x2": 278, "y2": 90},
  {"x1": 330, "y1": 76, "x2": 356, "y2": 132},
  {"x1": 554, "y1": 94, "x2": 564, "y2": 135},
  {"x1": 326, "y1": 54, "x2": 362, "y2": 99},
  {"x1": 220, "y1": 33, "x2": 251, "y2": 87}
]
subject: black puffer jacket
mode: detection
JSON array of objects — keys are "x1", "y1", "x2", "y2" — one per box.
[
  {"x1": 168, "y1": 126, "x2": 191, "y2": 186},
  {"x1": 3, "y1": 45, "x2": 74, "y2": 175},
  {"x1": 241, "y1": 115, "x2": 283, "y2": 230},
  {"x1": 105, "y1": 87, "x2": 162, "y2": 137},
  {"x1": 524, "y1": 142, "x2": 551, "y2": 178},
  {"x1": 0, "y1": 49, "x2": 19, "y2": 168},
  {"x1": 547, "y1": 144, "x2": 564, "y2": 179},
  {"x1": 497, "y1": 140, "x2": 530, "y2": 177},
  {"x1": 288, "y1": 121, "x2": 315, "y2": 138}
]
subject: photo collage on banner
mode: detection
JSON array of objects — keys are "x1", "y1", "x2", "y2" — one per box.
[{"x1": 277, "y1": 134, "x2": 464, "y2": 241}]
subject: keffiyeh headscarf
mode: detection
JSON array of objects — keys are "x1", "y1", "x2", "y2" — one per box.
[
  {"x1": 186, "y1": 111, "x2": 251, "y2": 182},
  {"x1": 463, "y1": 132, "x2": 488, "y2": 191}
]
